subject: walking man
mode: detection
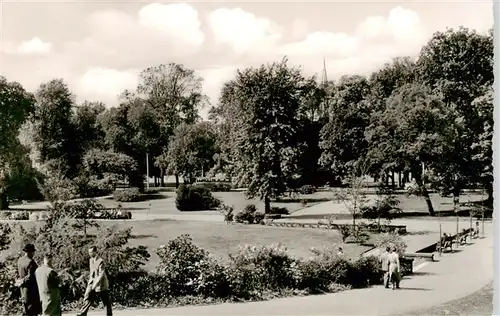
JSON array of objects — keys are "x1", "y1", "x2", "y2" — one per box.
[
  {"x1": 379, "y1": 246, "x2": 390, "y2": 288},
  {"x1": 35, "y1": 254, "x2": 61, "y2": 316},
  {"x1": 77, "y1": 246, "x2": 112, "y2": 316},
  {"x1": 17, "y1": 243, "x2": 41, "y2": 316}
]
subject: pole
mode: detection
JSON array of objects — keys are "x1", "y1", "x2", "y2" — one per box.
[
  {"x1": 469, "y1": 211, "x2": 473, "y2": 241},
  {"x1": 146, "y1": 152, "x2": 150, "y2": 190},
  {"x1": 439, "y1": 223, "x2": 442, "y2": 256},
  {"x1": 482, "y1": 210, "x2": 485, "y2": 237}
]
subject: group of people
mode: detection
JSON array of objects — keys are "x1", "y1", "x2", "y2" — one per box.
[
  {"x1": 379, "y1": 245, "x2": 401, "y2": 290},
  {"x1": 16, "y1": 244, "x2": 113, "y2": 316}
]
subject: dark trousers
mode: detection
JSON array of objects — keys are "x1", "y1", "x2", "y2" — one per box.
[{"x1": 78, "y1": 289, "x2": 112, "y2": 316}]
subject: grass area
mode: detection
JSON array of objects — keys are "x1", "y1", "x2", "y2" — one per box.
[
  {"x1": 95, "y1": 220, "x2": 372, "y2": 270},
  {"x1": 392, "y1": 282, "x2": 493, "y2": 316},
  {"x1": 288, "y1": 192, "x2": 487, "y2": 220}
]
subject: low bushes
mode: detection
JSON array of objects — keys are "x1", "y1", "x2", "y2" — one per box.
[
  {"x1": 0, "y1": 211, "x2": 30, "y2": 221},
  {"x1": 113, "y1": 187, "x2": 142, "y2": 202},
  {"x1": 175, "y1": 184, "x2": 221, "y2": 211},
  {"x1": 195, "y1": 182, "x2": 232, "y2": 192},
  {"x1": 299, "y1": 185, "x2": 317, "y2": 195},
  {"x1": 0, "y1": 217, "x2": 397, "y2": 315},
  {"x1": 234, "y1": 204, "x2": 265, "y2": 224}
]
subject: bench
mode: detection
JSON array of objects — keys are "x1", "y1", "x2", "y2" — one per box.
[
  {"x1": 458, "y1": 228, "x2": 473, "y2": 245},
  {"x1": 472, "y1": 228, "x2": 480, "y2": 239},
  {"x1": 402, "y1": 252, "x2": 435, "y2": 261},
  {"x1": 436, "y1": 237, "x2": 454, "y2": 252}
]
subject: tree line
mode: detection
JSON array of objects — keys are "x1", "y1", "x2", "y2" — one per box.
[{"x1": 0, "y1": 27, "x2": 493, "y2": 215}]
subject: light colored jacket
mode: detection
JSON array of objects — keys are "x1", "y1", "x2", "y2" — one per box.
[
  {"x1": 35, "y1": 265, "x2": 61, "y2": 316},
  {"x1": 379, "y1": 251, "x2": 390, "y2": 271},
  {"x1": 89, "y1": 257, "x2": 109, "y2": 292},
  {"x1": 388, "y1": 252, "x2": 400, "y2": 273}
]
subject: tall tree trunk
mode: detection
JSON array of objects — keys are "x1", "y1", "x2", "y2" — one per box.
[
  {"x1": 485, "y1": 182, "x2": 493, "y2": 207},
  {"x1": 391, "y1": 171, "x2": 395, "y2": 188},
  {"x1": 398, "y1": 171, "x2": 402, "y2": 188},
  {"x1": 414, "y1": 173, "x2": 435, "y2": 216},
  {"x1": 160, "y1": 169, "x2": 165, "y2": 187},
  {"x1": 175, "y1": 174, "x2": 180, "y2": 188},
  {"x1": 452, "y1": 185, "x2": 461, "y2": 214},
  {"x1": 264, "y1": 195, "x2": 271, "y2": 214},
  {"x1": 0, "y1": 191, "x2": 8, "y2": 210}
]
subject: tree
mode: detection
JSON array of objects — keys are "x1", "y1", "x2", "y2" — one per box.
[
  {"x1": 318, "y1": 75, "x2": 372, "y2": 182},
  {"x1": 81, "y1": 149, "x2": 140, "y2": 190},
  {"x1": 72, "y1": 101, "x2": 107, "y2": 153},
  {"x1": 416, "y1": 27, "x2": 493, "y2": 209},
  {"x1": 225, "y1": 58, "x2": 307, "y2": 213},
  {"x1": 0, "y1": 76, "x2": 36, "y2": 209},
  {"x1": 208, "y1": 81, "x2": 249, "y2": 180},
  {"x1": 156, "y1": 122, "x2": 218, "y2": 185},
  {"x1": 365, "y1": 83, "x2": 461, "y2": 216},
  {"x1": 470, "y1": 87, "x2": 493, "y2": 205},
  {"x1": 31, "y1": 79, "x2": 79, "y2": 178}
]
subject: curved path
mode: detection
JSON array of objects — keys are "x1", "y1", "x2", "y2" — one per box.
[{"x1": 65, "y1": 230, "x2": 493, "y2": 316}]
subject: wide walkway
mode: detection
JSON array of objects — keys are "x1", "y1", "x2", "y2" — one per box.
[{"x1": 65, "y1": 232, "x2": 493, "y2": 316}]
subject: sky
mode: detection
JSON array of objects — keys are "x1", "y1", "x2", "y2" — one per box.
[{"x1": 0, "y1": 0, "x2": 494, "y2": 118}]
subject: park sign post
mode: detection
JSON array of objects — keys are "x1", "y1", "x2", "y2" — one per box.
[{"x1": 454, "y1": 197, "x2": 459, "y2": 249}]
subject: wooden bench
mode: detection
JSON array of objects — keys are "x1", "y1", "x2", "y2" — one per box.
[
  {"x1": 436, "y1": 237, "x2": 454, "y2": 252},
  {"x1": 402, "y1": 252, "x2": 435, "y2": 261},
  {"x1": 458, "y1": 228, "x2": 473, "y2": 245}
]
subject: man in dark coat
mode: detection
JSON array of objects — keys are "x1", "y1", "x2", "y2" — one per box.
[{"x1": 17, "y1": 243, "x2": 42, "y2": 316}]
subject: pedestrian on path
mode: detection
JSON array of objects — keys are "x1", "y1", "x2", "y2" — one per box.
[
  {"x1": 76, "y1": 246, "x2": 112, "y2": 316},
  {"x1": 35, "y1": 254, "x2": 62, "y2": 316},
  {"x1": 379, "y1": 246, "x2": 390, "y2": 288},
  {"x1": 388, "y1": 246, "x2": 401, "y2": 290},
  {"x1": 17, "y1": 243, "x2": 42, "y2": 316}
]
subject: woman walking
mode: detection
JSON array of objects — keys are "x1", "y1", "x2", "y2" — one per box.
[{"x1": 387, "y1": 246, "x2": 401, "y2": 290}]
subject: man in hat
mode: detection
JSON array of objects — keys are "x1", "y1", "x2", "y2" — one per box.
[
  {"x1": 379, "y1": 246, "x2": 391, "y2": 288},
  {"x1": 76, "y1": 246, "x2": 112, "y2": 316},
  {"x1": 35, "y1": 254, "x2": 61, "y2": 316},
  {"x1": 17, "y1": 243, "x2": 41, "y2": 316}
]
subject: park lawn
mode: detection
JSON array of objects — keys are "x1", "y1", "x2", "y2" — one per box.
[
  {"x1": 288, "y1": 192, "x2": 486, "y2": 219},
  {"x1": 392, "y1": 282, "x2": 493, "y2": 316},
  {"x1": 94, "y1": 190, "x2": 333, "y2": 216},
  {"x1": 96, "y1": 220, "x2": 373, "y2": 271}
]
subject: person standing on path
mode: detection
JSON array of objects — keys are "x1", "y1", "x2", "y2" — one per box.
[
  {"x1": 76, "y1": 246, "x2": 112, "y2": 316},
  {"x1": 35, "y1": 254, "x2": 61, "y2": 316},
  {"x1": 17, "y1": 243, "x2": 42, "y2": 316},
  {"x1": 388, "y1": 246, "x2": 401, "y2": 290},
  {"x1": 379, "y1": 246, "x2": 390, "y2": 288}
]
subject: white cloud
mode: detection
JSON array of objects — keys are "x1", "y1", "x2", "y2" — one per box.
[
  {"x1": 77, "y1": 67, "x2": 138, "y2": 104},
  {"x1": 280, "y1": 6, "x2": 428, "y2": 81},
  {"x1": 138, "y1": 3, "x2": 205, "y2": 46},
  {"x1": 16, "y1": 37, "x2": 52, "y2": 55},
  {"x1": 75, "y1": 4, "x2": 205, "y2": 68},
  {"x1": 208, "y1": 8, "x2": 283, "y2": 54},
  {"x1": 281, "y1": 31, "x2": 359, "y2": 58}
]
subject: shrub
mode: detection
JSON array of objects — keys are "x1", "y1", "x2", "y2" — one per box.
[
  {"x1": 298, "y1": 247, "x2": 350, "y2": 292},
  {"x1": 218, "y1": 204, "x2": 234, "y2": 222},
  {"x1": 175, "y1": 185, "x2": 221, "y2": 212},
  {"x1": 195, "y1": 182, "x2": 232, "y2": 192},
  {"x1": 268, "y1": 207, "x2": 290, "y2": 215},
  {"x1": 234, "y1": 204, "x2": 262, "y2": 224},
  {"x1": 299, "y1": 185, "x2": 317, "y2": 195},
  {"x1": 228, "y1": 244, "x2": 301, "y2": 296},
  {"x1": 156, "y1": 235, "x2": 231, "y2": 298},
  {"x1": 338, "y1": 224, "x2": 352, "y2": 243},
  {"x1": 360, "y1": 195, "x2": 402, "y2": 226},
  {"x1": 113, "y1": 187, "x2": 142, "y2": 202}
]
